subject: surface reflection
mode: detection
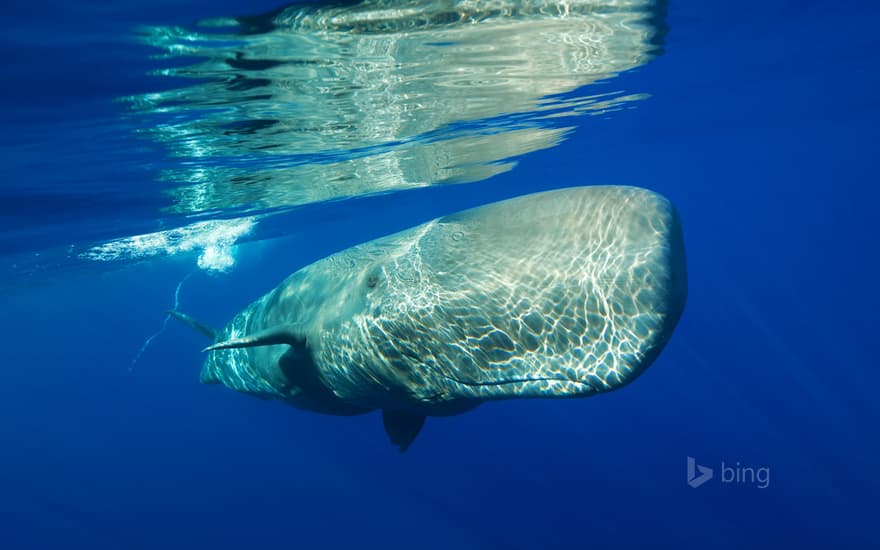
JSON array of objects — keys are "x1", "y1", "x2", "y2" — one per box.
[{"x1": 131, "y1": 0, "x2": 667, "y2": 214}]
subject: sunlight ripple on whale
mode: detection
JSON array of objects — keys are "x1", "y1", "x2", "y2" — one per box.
[{"x1": 171, "y1": 186, "x2": 687, "y2": 451}]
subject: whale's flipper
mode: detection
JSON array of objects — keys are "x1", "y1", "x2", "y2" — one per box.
[
  {"x1": 382, "y1": 410, "x2": 426, "y2": 453},
  {"x1": 167, "y1": 310, "x2": 217, "y2": 340},
  {"x1": 204, "y1": 326, "x2": 302, "y2": 352}
]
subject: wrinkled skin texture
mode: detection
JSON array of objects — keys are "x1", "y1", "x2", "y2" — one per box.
[{"x1": 200, "y1": 186, "x2": 687, "y2": 417}]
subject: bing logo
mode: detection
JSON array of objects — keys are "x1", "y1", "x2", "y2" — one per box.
[
  {"x1": 687, "y1": 456, "x2": 713, "y2": 488},
  {"x1": 687, "y1": 456, "x2": 770, "y2": 489}
]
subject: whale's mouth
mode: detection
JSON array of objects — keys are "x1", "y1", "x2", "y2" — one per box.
[
  {"x1": 437, "y1": 372, "x2": 600, "y2": 398},
  {"x1": 440, "y1": 374, "x2": 593, "y2": 388}
]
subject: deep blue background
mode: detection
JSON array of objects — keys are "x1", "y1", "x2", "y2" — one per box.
[{"x1": 1, "y1": 1, "x2": 878, "y2": 548}]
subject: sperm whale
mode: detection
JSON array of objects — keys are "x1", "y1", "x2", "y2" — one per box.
[{"x1": 172, "y1": 186, "x2": 687, "y2": 451}]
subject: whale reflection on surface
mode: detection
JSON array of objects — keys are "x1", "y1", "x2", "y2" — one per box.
[{"x1": 130, "y1": 0, "x2": 667, "y2": 214}]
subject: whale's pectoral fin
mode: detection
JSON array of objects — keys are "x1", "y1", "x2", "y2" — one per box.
[
  {"x1": 203, "y1": 326, "x2": 302, "y2": 352},
  {"x1": 167, "y1": 310, "x2": 217, "y2": 340},
  {"x1": 382, "y1": 410, "x2": 426, "y2": 453}
]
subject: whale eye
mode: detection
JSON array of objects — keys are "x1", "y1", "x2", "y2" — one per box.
[{"x1": 366, "y1": 273, "x2": 379, "y2": 288}]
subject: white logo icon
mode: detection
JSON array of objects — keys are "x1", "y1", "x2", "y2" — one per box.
[{"x1": 687, "y1": 456, "x2": 713, "y2": 488}]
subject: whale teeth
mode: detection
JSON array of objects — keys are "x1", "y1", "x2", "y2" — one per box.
[{"x1": 203, "y1": 326, "x2": 302, "y2": 352}]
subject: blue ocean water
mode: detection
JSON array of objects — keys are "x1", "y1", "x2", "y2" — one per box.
[{"x1": 1, "y1": 1, "x2": 878, "y2": 548}]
